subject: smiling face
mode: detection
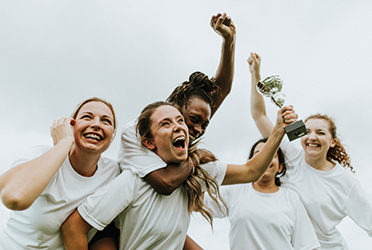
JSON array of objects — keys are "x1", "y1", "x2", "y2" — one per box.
[
  {"x1": 181, "y1": 97, "x2": 211, "y2": 142},
  {"x1": 253, "y1": 142, "x2": 283, "y2": 184},
  {"x1": 73, "y1": 101, "x2": 114, "y2": 154},
  {"x1": 301, "y1": 118, "x2": 337, "y2": 160},
  {"x1": 144, "y1": 105, "x2": 189, "y2": 164}
]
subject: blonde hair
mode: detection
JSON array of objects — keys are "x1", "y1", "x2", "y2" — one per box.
[
  {"x1": 305, "y1": 114, "x2": 353, "y2": 172},
  {"x1": 71, "y1": 97, "x2": 117, "y2": 135}
]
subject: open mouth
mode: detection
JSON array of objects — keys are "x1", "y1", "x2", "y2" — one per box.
[
  {"x1": 189, "y1": 134, "x2": 197, "y2": 142},
  {"x1": 307, "y1": 143, "x2": 319, "y2": 148},
  {"x1": 84, "y1": 133, "x2": 103, "y2": 142},
  {"x1": 173, "y1": 136, "x2": 186, "y2": 149}
]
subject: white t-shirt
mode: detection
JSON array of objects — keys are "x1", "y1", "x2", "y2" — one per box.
[
  {"x1": 204, "y1": 183, "x2": 320, "y2": 250},
  {"x1": 117, "y1": 120, "x2": 166, "y2": 175},
  {"x1": 280, "y1": 138, "x2": 372, "y2": 249},
  {"x1": 0, "y1": 145, "x2": 120, "y2": 250},
  {"x1": 78, "y1": 160, "x2": 227, "y2": 250}
]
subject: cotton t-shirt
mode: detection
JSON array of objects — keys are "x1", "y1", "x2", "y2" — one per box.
[
  {"x1": 117, "y1": 120, "x2": 166, "y2": 175},
  {"x1": 204, "y1": 183, "x2": 320, "y2": 250},
  {"x1": 78, "y1": 160, "x2": 227, "y2": 250},
  {"x1": 0, "y1": 145, "x2": 120, "y2": 250},
  {"x1": 280, "y1": 138, "x2": 372, "y2": 249}
]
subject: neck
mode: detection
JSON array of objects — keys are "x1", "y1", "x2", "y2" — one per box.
[
  {"x1": 304, "y1": 154, "x2": 335, "y2": 171},
  {"x1": 69, "y1": 146, "x2": 101, "y2": 177},
  {"x1": 252, "y1": 179, "x2": 279, "y2": 193}
]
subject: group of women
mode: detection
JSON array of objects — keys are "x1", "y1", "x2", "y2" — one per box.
[{"x1": 0, "y1": 13, "x2": 371, "y2": 250}]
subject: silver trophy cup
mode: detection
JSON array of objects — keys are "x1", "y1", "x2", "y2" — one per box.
[{"x1": 257, "y1": 75, "x2": 307, "y2": 141}]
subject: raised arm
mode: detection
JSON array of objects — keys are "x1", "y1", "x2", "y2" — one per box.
[
  {"x1": 222, "y1": 106, "x2": 297, "y2": 185},
  {"x1": 0, "y1": 118, "x2": 74, "y2": 210},
  {"x1": 210, "y1": 13, "x2": 236, "y2": 117},
  {"x1": 248, "y1": 53, "x2": 273, "y2": 138}
]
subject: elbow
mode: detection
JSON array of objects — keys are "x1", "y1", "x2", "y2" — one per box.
[{"x1": 0, "y1": 190, "x2": 32, "y2": 211}]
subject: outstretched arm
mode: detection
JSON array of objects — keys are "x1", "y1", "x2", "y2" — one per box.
[
  {"x1": 248, "y1": 53, "x2": 273, "y2": 138},
  {"x1": 210, "y1": 13, "x2": 236, "y2": 117},
  {"x1": 222, "y1": 106, "x2": 297, "y2": 185},
  {"x1": 0, "y1": 118, "x2": 74, "y2": 210},
  {"x1": 61, "y1": 210, "x2": 92, "y2": 250}
]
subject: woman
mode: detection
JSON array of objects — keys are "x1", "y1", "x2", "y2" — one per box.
[
  {"x1": 248, "y1": 52, "x2": 372, "y2": 249},
  {"x1": 204, "y1": 138, "x2": 320, "y2": 250},
  {"x1": 118, "y1": 12, "x2": 236, "y2": 196},
  {"x1": 0, "y1": 97, "x2": 121, "y2": 249},
  {"x1": 87, "y1": 13, "x2": 236, "y2": 249},
  {"x1": 61, "y1": 100, "x2": 297, "y2": 250}
]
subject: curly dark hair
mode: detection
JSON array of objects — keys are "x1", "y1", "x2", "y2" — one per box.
[{"x1": 167, "y1": 71, "x2": 221, "y2": 109}]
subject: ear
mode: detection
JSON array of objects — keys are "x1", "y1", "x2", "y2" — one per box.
[
  {"x1": 330, "y1": 138, "x2": 337, "y2": 148},
  {"x1": 143, "y1": 138, "x2": 156, "y2": 150},
  {"x1": 277, "y1": 163, "x2": 284, "y2": 174}
]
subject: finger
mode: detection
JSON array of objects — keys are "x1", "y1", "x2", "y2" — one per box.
[{"x1": 216, "y1": 13, "x2": 226, "y2": 28}]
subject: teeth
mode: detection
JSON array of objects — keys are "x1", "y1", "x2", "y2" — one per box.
[
  {"x1": 308, "y1": 143, "x2": 318, "y2": 147},
  {"x1": 85, "y1": 134, "x2": 102, "y2": 141},
  {"x1": 173, "y1": 136, "x2": 185, "y2": 143},
  {"x1": 189, "y1": 134, "x2": 196, "y2": 142}
]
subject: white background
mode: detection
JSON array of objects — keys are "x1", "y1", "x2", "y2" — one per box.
[{"x1": 1, "y1": 1, "x2": 372, "y2": 249}]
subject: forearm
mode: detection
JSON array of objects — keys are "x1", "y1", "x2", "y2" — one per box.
[
  {"x1": 211, "y1": 38, "x2": 235, "y2": 116},
  {"x1": 61, "y1": 210, "x2": 91, "y2": 250},
  {"x1": 223, "y1": 124, "x2": 285, "y2": 185},
  {"x1": 183, "y1": 235, "x2": 203, "y2": 250},
  {"x1": 249, "y1": 124, "x2": 285, "y2": 179},
  {"x1": 0, "y1": 138, "x2": 73, "y2": 210},
  {"x1": 250, "y1": 66, "x2": 273, "y2": 138},
  {"x1": 145, "y1": 160, "x2": 192, "y2": 195}
]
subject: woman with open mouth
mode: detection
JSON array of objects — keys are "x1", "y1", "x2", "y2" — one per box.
[
  {"x1": 0, "y1": 97, "x2": 121, "y2": 250},
  {"x1": 61, "y1": 100, "x2": 297, "y2": 250},
  {"x1": 248, "y1": 52, "x2": 372, "y2": 249}
]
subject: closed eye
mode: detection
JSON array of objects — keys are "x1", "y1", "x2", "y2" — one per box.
[{"x1": 102, "y1": 118, "x2": 113, "y2": 125}]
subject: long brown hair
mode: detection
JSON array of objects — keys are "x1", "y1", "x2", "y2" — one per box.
[
  {"x1": 305, "y1": 114, "x2": 353, "y2": 172},
  {"x1": 136, "y1": 101, "x2": 227, "y2": 227}
]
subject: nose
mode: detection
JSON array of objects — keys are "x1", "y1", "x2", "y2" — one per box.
[
  {"x1": 91, "y1": 117, "x2": 101, "y2": 130},
  {"x1": 192, "y1": 124, "x2": 202, "y2": 137},
  {"x1": 308, "y1": 131, "x2": 316, "y2": 140}
]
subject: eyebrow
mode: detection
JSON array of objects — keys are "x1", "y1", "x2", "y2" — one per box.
[{"x1": 79, "y1": 111, "x2": 113, "y2": 120}]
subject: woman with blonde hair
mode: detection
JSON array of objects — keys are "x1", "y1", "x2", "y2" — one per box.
[{"x1": 0, "y1": 97, "x2": 120, "y2": 250}]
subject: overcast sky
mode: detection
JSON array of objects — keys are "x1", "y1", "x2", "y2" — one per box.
[{"x1": 1, "y1": 1, "x2": 372, "y2": 249}]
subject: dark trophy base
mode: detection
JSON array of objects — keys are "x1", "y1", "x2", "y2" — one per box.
[{"x1": 284, "y1": 120, "x2": 307, "y2": 141}]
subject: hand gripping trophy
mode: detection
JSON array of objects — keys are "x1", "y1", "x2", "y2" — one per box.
[{"x1": 257, "y1": 75, "x2": 307, "y2": 141}]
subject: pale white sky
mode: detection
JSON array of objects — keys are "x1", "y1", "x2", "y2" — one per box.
[{"x1": 1, "y1": 0, "x2": 372, "y2": 249}]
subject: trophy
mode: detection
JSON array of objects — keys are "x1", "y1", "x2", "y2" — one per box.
[{"x1": 257, "y1": 75, "x2": 307, "y2": 141}]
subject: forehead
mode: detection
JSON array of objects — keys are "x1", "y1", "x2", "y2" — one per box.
[
  {"x1": 305, "y1": 118, "x2": 330, "y2": 130},
  {"x1": 78, "y1": 101, "x2": 113, "y2": 118},
  {"x1": 184, "y1": 97, "x2": 211, "y2": 117},
  {"x1": 151, "y1": 105, "x2": 182, "y2": 123}
]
